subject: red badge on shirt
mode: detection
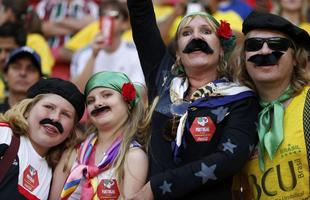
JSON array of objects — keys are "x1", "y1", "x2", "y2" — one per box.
[
  {"x1": 97, "y1": 179, "x2": 120, "y2": 200},
  {"x1": 190, "y1": 116, "x2": 216, "y2": 142},
  {"x1": 23, "y1": 165, "x2": 39, "y2": 191}
]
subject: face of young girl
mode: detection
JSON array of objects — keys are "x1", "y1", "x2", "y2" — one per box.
[
  {"x1": 26, "y1": 94, "x2": 76, "y2": 156},
  {"x1": 86, "y1": 87, "x2": 129, "y2": 131}
]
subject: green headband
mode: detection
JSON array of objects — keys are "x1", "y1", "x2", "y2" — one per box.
[{"x1": 84, "y1": 71, "x2": 141, "y2": 108}]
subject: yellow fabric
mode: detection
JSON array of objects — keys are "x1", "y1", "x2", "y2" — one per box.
[
  {"x1": 65, "y1": 4, "x2": 174, "y2": 52},
  {"x1": 64, "y1": 21, "x2": 133, "y2": 51},
  {"x1": 168, "y1": 10, "x2": 243, "y2": 41},
  {"x1": 26, "y1": 33, "x2": 55, "y2": 76},
  {"x1": 91, "y1": 176, "x2": 99, "y2": 200},
  {"x1": 213, "y1": 11, "x2": 243, "y2": 32},
  {"x1": 300, "y1": 22, "x2": 310, "y2": 34},
  {"x1": 0, "y1": 79, "x2": 4, "y2": 100},
  {"x1": 238, "y1": 86, "x2": 310, "y2": 200}
]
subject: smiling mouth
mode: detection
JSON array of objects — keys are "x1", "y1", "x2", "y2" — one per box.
[
  {"x1": 43, "y1": 124, "x2": 59, "y2": 136},
  {"x1": 191, "y1": 48, "x2": 204, "y2": 52}
]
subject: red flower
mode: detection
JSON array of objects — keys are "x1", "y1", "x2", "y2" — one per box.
[
  {"x1": 217, "y1": 20, "x2": 232, "y2": 39},
  {"x1": 122, "y1": 83, "x2": 136, "y2": 102}
]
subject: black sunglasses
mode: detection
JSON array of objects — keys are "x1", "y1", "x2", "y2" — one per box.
[{"x1": 244, "y1": 37, "x2": 292, "y2": 52}]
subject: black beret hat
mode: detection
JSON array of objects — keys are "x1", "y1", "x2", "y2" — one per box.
[
  {"x1": 243, "y1": 11, "x2": 310, "y2": 51},
  {"x1": 27, "y1": 78, "x2": 85, "y2": 121}
]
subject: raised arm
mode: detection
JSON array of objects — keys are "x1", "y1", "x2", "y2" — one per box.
[{"x1": 127, "y1": 0, "x2": 167, "y2": 76}]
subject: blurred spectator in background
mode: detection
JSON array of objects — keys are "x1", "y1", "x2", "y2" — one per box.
[
  {"x1": 217, "y1": 0, "x2": 253, "y2": 20},
  {"x1": 245, "y1": 0, "x2": 273, "y2": 12},
  {"x1": 158, "y1": 0, "x2": 245, "y2": 48},
  {"x1": 0, "y1": 22, "x2": 26, "y2": 100},
  {"x1": 272, "y1": 0, "x2": 310, "y2": 33},
  {"x1": 0, "y1": 46, "x2": 42, "y2": 113},
  {"x1": 308, "y1": 0, "x2": 310, "y2": 22},
  {"x1": 0, "y1": 0, "x2": 27, "y2": 25},
  {"x1": 0, "y1": 0, "x2": 55, "y2": 77},
  {"x1": 62, "y1": 0, "x2": 176, "y2": 64},
  {"x1": 36, "y1": 0, "x2": 98, "y2": 79},
  {"x1": 70, "y1": 0, "x2": 145, "y2": 92},
  {"x1": 24, "y1": 7, "x2": 55, "y2": 76},
  {"x1": 0, "y1": 22, "x2": 26, "y2": 72}
]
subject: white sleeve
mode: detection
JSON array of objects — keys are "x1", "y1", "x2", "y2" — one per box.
[
  {"x1": 128, "y1": 53, "x2": 145, "y2": 85},
  {"x1": 0, "y1": 126, "x2": 13, "y2": 145},
  {"x1": 35, "y1": 1, "x2": 47, "y2": 19},
  {"x1": 87, "y1": 2, "x2": 99, "y2": 19},
  {"x1": 70, "y1": 46, "x2": 93, "y2": 78}
]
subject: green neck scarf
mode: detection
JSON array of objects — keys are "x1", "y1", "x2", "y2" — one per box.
[{"x1": 258, "y1": 86, "x2": 293, "y2": 171}]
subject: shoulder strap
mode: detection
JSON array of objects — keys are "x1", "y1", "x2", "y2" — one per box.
[
  {"x1": 0, "y1": 134, "x2": 20, "y2": 183},
  {"x1": 303, "y1": 88, "x2": 310, "y2": 168}
]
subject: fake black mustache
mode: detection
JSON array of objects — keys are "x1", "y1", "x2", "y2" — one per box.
[
  {"x1": 247, "y1": 51, "x2": 284, "y2": 66},
  {"x1": 39, "y1": 118, "x2": 64, "y2": 134},
  {"x1": 182, "y1": 38, "x2": 214, "y2": 54},
  {"x1": 90, "y1": 106, "x2": 110, "y2": 116}
]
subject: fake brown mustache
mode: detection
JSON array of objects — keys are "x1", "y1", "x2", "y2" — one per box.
[
  {"x1": 39, "y1": 118, "x2": 64, "y2": 134},
  {"x1": 182, "y1": 38, "x2": 214, "y2": 54},
  {"x1": 90, "y1": 106, "x2": 110, "y2": 116},
  {"x1": 247, "y1": 51, "x2": 284, "y2": 66}
]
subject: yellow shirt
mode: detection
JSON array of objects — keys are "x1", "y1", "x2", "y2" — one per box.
[
  {"x1": 300, "y1": 22, "x2": 310, "y2": 34},
  {"x1": 238, "y1": 87, "x2": 310, "y2": 200},
  {"x1": 27, "y1": 33, "x2": 55, "y2": 76},
  {"x1": 0, "y1": 79, "x2": 4, "y2": 100}
]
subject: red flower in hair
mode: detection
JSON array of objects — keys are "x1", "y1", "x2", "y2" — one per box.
[
  {"x1": 217, "y1": 20, "x2": 232, "y2": 39},
  {"x1": 122, "y1": 83, "x2": 136, "y2": 102}
]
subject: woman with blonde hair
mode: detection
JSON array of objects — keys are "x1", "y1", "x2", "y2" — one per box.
[
  {"x1": 125, "y1": 0, "x2": 260, "y2": 199},
  {"x1": 272, "y1": 0, "x2": 310, "y2": 33}
]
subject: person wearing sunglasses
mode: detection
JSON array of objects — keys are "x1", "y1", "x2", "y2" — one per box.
[
  {"x1": 126, "y1": 0, "x2": 260, "y2": 199},
  {"x1": 232, "y1": 11, "x2": 310, "y2": 199}
]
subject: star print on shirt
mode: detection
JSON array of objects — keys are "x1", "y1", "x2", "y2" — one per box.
[
  {"x1": 211, "y1": 106, "x2": 229, "y2": 123},
  {"x1": 195, "y1": 163, "x2": 217, "y2": 184},
  {"x1": 222, "y1": 139, "x2": 237, "y2": 154},
  {"x1": 159, "y1": 180, "x2": 172, "y2": 195}
]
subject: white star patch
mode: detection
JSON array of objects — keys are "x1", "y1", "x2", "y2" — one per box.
[
  {"x1": 195, "y1": 163, "x2": 217, "y2": 184},
  {"x1": 159, "y1": 180, "x2": 172, "y2": 195},
  {"x1": 223, "y1": 139, "x2": 237, "y2": 154}
]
